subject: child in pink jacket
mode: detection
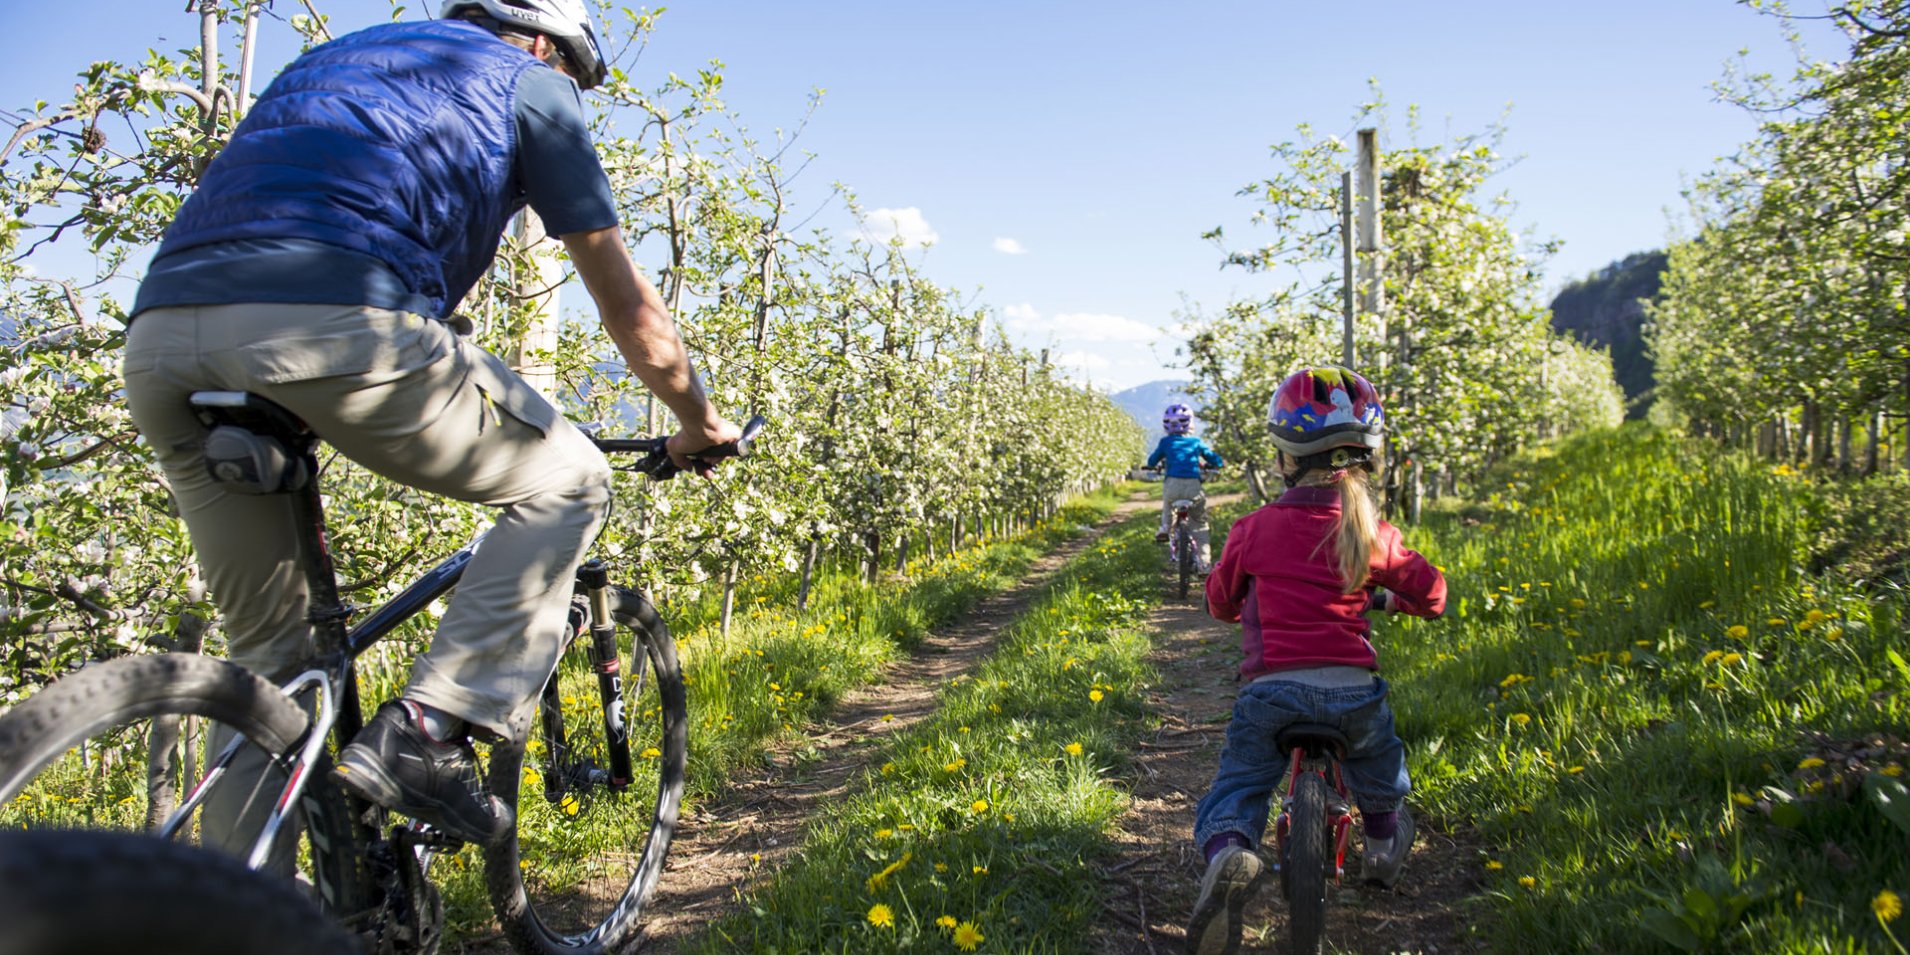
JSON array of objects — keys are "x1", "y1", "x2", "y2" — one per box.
[{"x1": 1185, "y1": 367, "x2": 1446, "y2": 955}]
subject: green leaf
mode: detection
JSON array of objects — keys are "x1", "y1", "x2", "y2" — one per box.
[
  {"x1": 1639, "y1": 909, "x2": 1702, "y2": 952},
  {"x1": 1887, "y1": 649, "x2": 1910, "y2": 687},
  {"x1": 1682, "y1": 887, "x2": 1719, "y2": 922},
  {"x1": 1866, "y1": 773, "x2": 1910, "y2": 836}
]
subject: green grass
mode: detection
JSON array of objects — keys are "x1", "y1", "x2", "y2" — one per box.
[
  {"x1": 424, "y1": 488, "x2": 1134, "y2": 939},
  {"x1": 682, "y1": 504, "x2": 1173, "y2": 953},
  {"x1": 1386, "y1": 424, "x2": 1910, "y2": 953}
]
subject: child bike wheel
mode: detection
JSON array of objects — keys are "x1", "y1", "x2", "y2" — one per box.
[
  {"x1": 1177, "y1": 524, "x2": 1194, "y2": 600},
  {"x1": 485, "y1": 586, "x2": 688, "y2": 955},
  {"x1": 1284, "y1": 772, "x2": 1330, "y2": 955}
]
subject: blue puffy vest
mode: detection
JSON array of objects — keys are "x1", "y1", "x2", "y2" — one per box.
[{"x1": 153, "y1": 19, "x2": 540, "y2": 319}]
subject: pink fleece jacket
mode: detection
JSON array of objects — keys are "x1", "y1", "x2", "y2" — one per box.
[{"x1": 1205, "y1": 485, "x2": 1446, "y2": 681}]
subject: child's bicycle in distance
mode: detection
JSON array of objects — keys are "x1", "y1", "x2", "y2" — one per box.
[
  {"x1": 0, "y1": 389, "x2": 766, "y2": 954},
  {"x1": 1136, "y1": 465, "x2": 1220, "y2": 601}
]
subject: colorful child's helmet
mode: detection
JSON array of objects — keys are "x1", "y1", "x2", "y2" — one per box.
[
  {"x1": 1162, "y1": 403, "x2": 1193, "y2": 435},
  {"x1": 1267, "y1": 366, "x2": 1384, "y2": 457}
]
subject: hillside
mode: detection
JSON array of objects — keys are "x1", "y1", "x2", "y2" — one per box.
[
  {"x1": 1110, "y1": 379, "x2": 1195, "y2": 435},
  {"x1": 1547, "y1": 250, "x2": 1665, "y2": 416}
]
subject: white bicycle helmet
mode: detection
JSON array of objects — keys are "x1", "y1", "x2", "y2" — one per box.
[{"x1": 441, "y1": 0, "x2": 608, "y2": 90}]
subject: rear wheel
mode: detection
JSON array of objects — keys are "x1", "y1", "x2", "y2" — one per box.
[
  {"x1": 0, "y1": 653, "x2": 378, "y2": 930},
  {"x1": 486, "y1": 586, "x2": 687, "y2": 954},
  {"x1": 1177, "y1": 523, "x2": 1195, "y2": 600},
  {"x1": 1285, "y1": 772, "x2": 1329, "y2": 955},
  {"x1": 0, "y1": 828, "x2": 358, "y2": 955}
]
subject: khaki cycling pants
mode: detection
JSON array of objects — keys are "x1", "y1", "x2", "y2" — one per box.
[
  {"x1": 1160, "y1": 475, "x2": 1211, "y2": 571},
  {"x1": 123, "y1": 303, "x2": 612, "y2": 742}
]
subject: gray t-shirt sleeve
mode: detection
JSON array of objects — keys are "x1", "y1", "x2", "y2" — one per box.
[{"x1": 513, "y1": 67, "x2": 620, "y2": 236}]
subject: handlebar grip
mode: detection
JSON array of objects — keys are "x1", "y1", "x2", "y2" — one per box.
[{"x1": 649, "y1": 415, "x2": 770, "y2": 480}]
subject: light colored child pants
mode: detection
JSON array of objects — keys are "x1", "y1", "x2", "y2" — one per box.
[
  {"x1": 1159, "y1": 475, "x2": 1211, "y2": 570},
  {"x1": 123, "y1": 303, "x2": 612, "y2": 742}
]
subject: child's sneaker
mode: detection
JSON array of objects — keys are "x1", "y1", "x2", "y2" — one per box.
[
  {"x1": 1360, "y1": 807, "x2": 1415, "y2": 889},
  {"x1": 1184, "y1": 844, "x2": 1265, "y2": 955}
]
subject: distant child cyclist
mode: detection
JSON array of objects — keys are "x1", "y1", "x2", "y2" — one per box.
[
  {"x1": 1145, "y1": 403, "x2": 1223, "y2": 572},
  {"x1": 1184, "y1": 366, "x2": 1447, "y2": 955}
]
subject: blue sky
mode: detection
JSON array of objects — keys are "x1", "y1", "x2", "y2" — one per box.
[{"x1": 2, "y1": 1, "x2": 1843, "y2": 390}]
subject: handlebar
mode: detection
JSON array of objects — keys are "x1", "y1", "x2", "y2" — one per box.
[{"x1": 592, "y1": 414, "x2": 768, "y2": 480}]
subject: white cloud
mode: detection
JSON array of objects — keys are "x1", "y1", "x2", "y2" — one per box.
[
  {"x1": 1004, "y1": 306, "x2": 1167, "y2": 344},
  {"x1": 1051, "y1": 350, "x2": 1112, "y2": 375},
  {"x1": 992, "y1": 237, "x2": 1026, "y2": 255},
  {"x1": 860, "y1": 207, "x2": 939, "y2": 248}
]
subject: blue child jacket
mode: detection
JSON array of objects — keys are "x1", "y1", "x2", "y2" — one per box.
[{"x1": 1147, "y1": 435, "x2": 1223, "y2": 479}]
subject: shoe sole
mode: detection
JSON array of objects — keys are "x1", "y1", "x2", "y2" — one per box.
[
  {"x1": 1361, "y1": 814, "x2": 1415, "y2": 889},
  {"x1": 1187, "y1": 851, "x2": 1266, "y2": 955},
  {"x1": 334, "y1": 746, "x2": 507, "y2": 845}
]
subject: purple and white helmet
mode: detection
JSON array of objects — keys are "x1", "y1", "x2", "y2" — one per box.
[{"x1": 1162, "y1": 403, "x2": 1193, "y2": 435}]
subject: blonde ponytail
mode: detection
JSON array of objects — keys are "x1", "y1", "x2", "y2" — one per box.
[{"x1": 1332, "y1": 468, "x2": 1381, "y2": 593}]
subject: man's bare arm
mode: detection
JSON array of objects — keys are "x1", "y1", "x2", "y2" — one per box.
[{"x1": 561, "y1": 225, "x2": 740, "y2": 463}]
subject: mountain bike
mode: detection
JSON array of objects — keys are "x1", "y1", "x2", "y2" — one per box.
[
  {"x1": 0, "y1": 389, "x2": 765, "y2": 954},
  {"x1": 1269, "y1": 722, "x2": 1354, "y2": 955}
]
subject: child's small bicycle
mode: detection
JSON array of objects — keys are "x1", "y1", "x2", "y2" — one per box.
[{"x1": 1270, "y1": 722, "x2": 1355, "y2": 955}]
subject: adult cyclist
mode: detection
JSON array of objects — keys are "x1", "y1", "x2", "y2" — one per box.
[
  {"x1": 1145, "y1": 403, "x2": 1223, "y2": 573},
  {"x1": 121, "y1": 0, "x2": 741, "y2": 848}
]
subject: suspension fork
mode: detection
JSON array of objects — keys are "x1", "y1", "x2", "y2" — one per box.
[{"x1": 580, "y1": 560, "x2": 633, "y2": 790}]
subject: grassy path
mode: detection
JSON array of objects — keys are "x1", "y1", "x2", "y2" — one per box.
[
  {"x1": 676, "y1": 494, "x2": 1167, "y2": 952},
  {"x1": 636, "y1": 493, "x2": 1153, "y2": 949}
]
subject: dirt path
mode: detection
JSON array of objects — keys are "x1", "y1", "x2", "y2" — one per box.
[
  {"x1": 1094, "y1": 497, "x2": 1486, "y2": 955},
  {"x1": 624, "y1": 494, "x2": 1156, "y2": 952}
]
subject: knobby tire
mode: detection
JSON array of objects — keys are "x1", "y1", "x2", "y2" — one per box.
[
  {"x1": 1285, "y1": 772, "x2": 1330, "y2": 955},
  {"x1": 1177, "y1": 524, "x2": 1194, "y2": 600},
  {"x1": 0, "y1": 827, "x2": 358, "y2": 955},
  {"x1": 484, "y1": 585, "x2": 688, "y2": 955},
  {"x1": 0, "y1": 653, "x2": 380, "y2": 938}
]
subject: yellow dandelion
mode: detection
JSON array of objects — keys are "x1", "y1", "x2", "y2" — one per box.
[
  {"x1": 1567, "y1": 766, "x2": 1585, "y2": 774},
  {"x1": 1824, "y1": 627, "x2": 1844, "y2": 641},
  {"x1": 876, "y1": 828, "x2": 895, "y2": 839},
  {"x1": 1089, "y1": 689, "x2": 1104, "y2": 703},
  {"x1": 881, "y1": 714, "x2": 895, "y2": 722},
  {"x1": 1702, "y1": 650, "x2": 1724, "y2": 665},
  {"x1": 1804, "y1": 609, "x2": 1828, "y2": 625},
  {"x1": 561, "y1": 795, "x2": 580, "y2": 817},
  {"x1": 1884, "y1": 765, "x2": 1904, "y2": 777},
  {"x1": 937, "y1": 915, "x2": 958, "y2": 929},
  {"x1": 971, "y1": 799, "x2": 989, "y2": 813},
  {"x1": 1875, "y1": 889, "x2": 1902, "y2": 924},
  {"x1": 1726, "y1": 625, "x2": 1749, "y2": 639},
  {"x1": 1719, "y1": 652, "x2": 1744, "y2": 666},
  {"x1": 935, "y1": 862, "x2": 949, "y2": 872},
  {"x1": 953, "y1": 921, "x2": 985, "y2": 950},
  {"x1": 867, "y1": 903, "x2": 895, "y2": 928},
  {"x1": 1065, "y1": 742, "x2": 1084, "y2": 756},
  {"x1": 641, "y1": 746, "x2": 662, "y2": 759},
  {"x1": 1798, "y1": 757, "x2": 1826, "y2": 770},
  {"x1": 1766, "y1": 617, "x2": 1785, "y2": 626},
  {"x1": 1518, "y1": 876, "x2": 1536, "y2": 888},
  {"x1": 880, "y1": 762, "x2": 896, "y2": 774},
  {"x1": 1485, "y1": 860, "x2": 1504, "y2": 870},
  {"x1": 1699, "y1": 600, "x2": 1716, "y2": 609},
  {"x1": 1510, "y1": 713, "x2": 1532, "y2": 726},
  {"x1": 972, "y1": 865, "x2": 988, "y2": 875},
  {"x1": 1731, "y1": 792, "x2": 1755, "y2": 807}
]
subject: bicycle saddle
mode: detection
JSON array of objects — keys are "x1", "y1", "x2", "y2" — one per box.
[
  {"x1": 1276, "y1": 722, "x2": 1349, "y2": 757},
  {"x1": 1171, "y1": 498, "x2": 1198, "y2": 510},
  {"x1": 188, "y1": 391, "x2": 315, "y2": 494}
]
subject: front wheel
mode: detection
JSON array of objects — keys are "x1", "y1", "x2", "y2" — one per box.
[
  {"x1": 0, "y1": 828, "x2": 359, "y2": 955},
  {"x1": 486, "y1": 585, "x2": 688, "y2": 954},
  {"x1": 1284, "y1": 772, "x2": 1330, "y2": 955}
]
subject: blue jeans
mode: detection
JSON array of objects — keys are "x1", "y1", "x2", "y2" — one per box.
[{"x1": 1192, "y1": 676, "x2": 1411, "y2": 851}]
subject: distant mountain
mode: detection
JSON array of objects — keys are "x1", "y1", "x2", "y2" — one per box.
[
  {"x1": 1548, "y1": 250, "x2": 1666, "y2": 418},
  {"x1": 1111, "y1": 379, "x2": 1196, "y2": 437}
]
